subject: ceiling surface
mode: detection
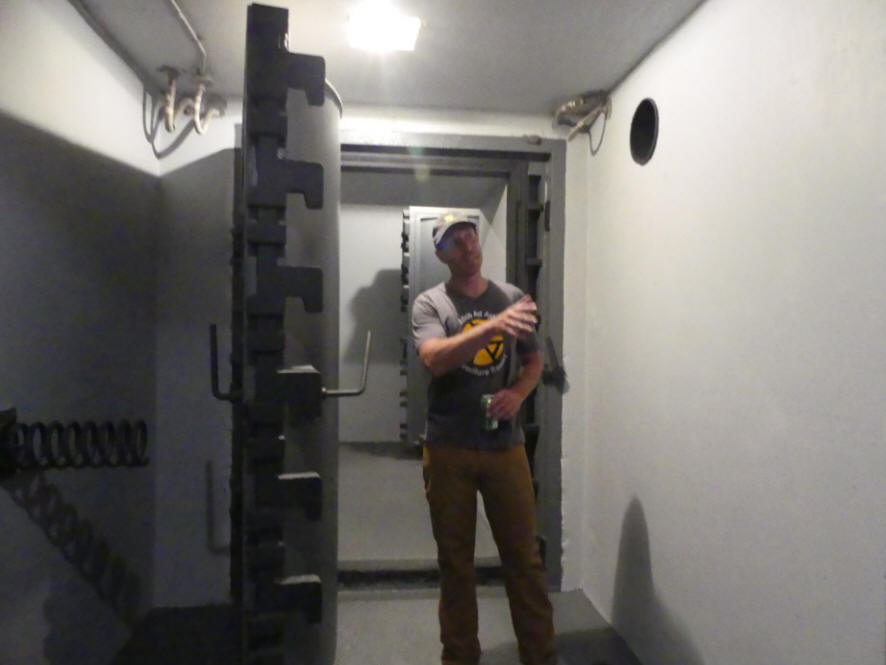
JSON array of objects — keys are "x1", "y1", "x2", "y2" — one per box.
[{"x1": 78, "y1": 0, "x2": 705, "y2": 114}]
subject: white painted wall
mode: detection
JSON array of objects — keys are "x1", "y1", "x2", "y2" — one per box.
[
  {"x1": 0, "y1": 0, "x2": 241, "y2": 177},
  {"x1": 0, "y1": 0, "x2": 156, "y2": 174},
  {"x1": 154, "y1": 101, "x2": 242, "y2": 177},
  {"x1": 560, "y1": 138, "x2": 591, "y2": 592},
  {"x1": 338, "y1": 204, "x2": 407, "y2": 442},
  {"x1": 570, "y1": 1, "x2": 886, "y2": 664},
  {"x1": 0, "y1": 69, "x2": 159, "y2": 665},
  {"x1": 480, "y1": 187, "x2": 509, "y2": 285},
  {"x1": 0, "y1": 0, "x2": 240, "y2": 615}
]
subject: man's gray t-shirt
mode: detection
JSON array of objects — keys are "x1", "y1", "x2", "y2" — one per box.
[{"x1": 411, "y1": 280, "x2": 539, "y2": 449}]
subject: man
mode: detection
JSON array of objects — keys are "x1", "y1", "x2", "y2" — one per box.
[{"x1": 411, "y1": 212, "x2": 556, "y2": 665}]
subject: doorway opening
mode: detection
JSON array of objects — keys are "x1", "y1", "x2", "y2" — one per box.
[{"x1": 337, "y1": 132, "x2": 566, "y2": 589}]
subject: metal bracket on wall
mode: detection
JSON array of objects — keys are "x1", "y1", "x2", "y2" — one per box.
[{"x1": 541, "y1": 336, "x2": 568, "y2": 392}]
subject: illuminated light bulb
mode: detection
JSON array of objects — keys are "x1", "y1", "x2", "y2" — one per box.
[{"x1": 347, "y1": 1, "x2": 421, "y2": 52}]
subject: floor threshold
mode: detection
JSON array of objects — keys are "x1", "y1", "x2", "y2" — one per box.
[{"x1": 338, "y1": 563, "x2": 504, "y2": 589}]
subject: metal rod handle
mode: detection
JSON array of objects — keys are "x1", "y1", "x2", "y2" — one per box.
[{"x1": 323, "y1": 331, "x2": 372, "y2": 398}]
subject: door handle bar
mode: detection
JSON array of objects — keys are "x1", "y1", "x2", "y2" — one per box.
[{"x1": 323, "y1": 331, "x2": 372, "y2": 398}]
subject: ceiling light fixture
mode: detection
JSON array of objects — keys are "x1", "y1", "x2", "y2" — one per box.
[{"x1": 347, "y1": 1, "x2": 421, "y2": 53}]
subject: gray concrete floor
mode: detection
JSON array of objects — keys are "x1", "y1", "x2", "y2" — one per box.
[{"x1": 337, "y1": 587, "x2": 642, "y2": 665}]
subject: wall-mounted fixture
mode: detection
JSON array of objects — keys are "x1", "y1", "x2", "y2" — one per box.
[
  {"x1": 553, "y1": 90, "x2": 611, "y2": 155},
  {"x1": 68, "y1": 0, "x2": 226, "y2": 158},
  {"x1": 155, "y1": 0, "x2": 226, "y2": 136},
  {"x1": 157, "y1": 66, "x2": 226, "y2": 135},
  {"x1": 630, "y1": 98, "x2": 659, "y2": 165}
]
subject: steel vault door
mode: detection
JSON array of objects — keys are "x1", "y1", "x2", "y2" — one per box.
[
  {"x1": 506, "y1": 160, "x2": 566, "y2": 577},
  {"x1": 224, "y1": 5, "x2": 342, "y2": 665},
  {"x1": 389, "y1": 157, "x2": 564, "y2": 581},
  {"x1": 341, "y1": 139, "x2": 566, "y2": 586}
]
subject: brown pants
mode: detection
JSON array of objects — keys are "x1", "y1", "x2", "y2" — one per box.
[{"x1": 422, "y1": 444, "x2": 555, "y2": 665}]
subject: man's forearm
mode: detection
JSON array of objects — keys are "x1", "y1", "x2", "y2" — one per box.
[
  {"x1": 418, "y1": 294, "x2": 538, "y2": 377},
  {"x1": 509, "y1": 351, "x2": 543, "y2": 399},
  {"x1": 418, "y1": 319, "x2": 499, "y2": 377}
]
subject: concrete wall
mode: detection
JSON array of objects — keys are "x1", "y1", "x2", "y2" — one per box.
[
  {"x1": 0, "y1": 0, "x2": 156, "y2": 174},
  {"x1": 0, "y1": 0, "x2": 240, "y2": 178},
  {"x1": 0, "y1": 3, "x2": 159, "y2": 664},
  {"x1": 338, "y1": 203, "x2": 406, "y2": 442},
  {"x1": 570, "y1": 1, "x2": 886, "y2": 664},
  {"x1": 0, "y1": 110, "x2": 159, "y2": 665},
  {"x1": 0, "y1": 2, "x2": 240, "y2": 657},
  {"x1": 560, "y1": 137, "x2": 591, "y2": 592}
]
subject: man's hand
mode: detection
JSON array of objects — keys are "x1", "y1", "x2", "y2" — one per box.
[
  {"x1": 490, "y1": 295, "x2": 538, "y2": 339},
  {"x1": 488, "y1": 387, "x2": 526, "y2": 421},
  {"x1": 488, "y1": 350, "x2": 543, "y2": 421}
]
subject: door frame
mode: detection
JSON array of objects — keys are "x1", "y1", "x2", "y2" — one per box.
[{"x1": 340, "y1": 130, "x2": 567, "y2": 588}]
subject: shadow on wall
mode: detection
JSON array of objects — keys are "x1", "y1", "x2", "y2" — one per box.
[
  {"x1": 612, "y1": 498, "x2": 706, "y2": 665},
  {"x1": 1, "y1": 472, "x2": 143, "y2": 663},
  {"x1": 0, "y1": 110, "x2": 158, "y2": 664},
  {"x1": 342, "y1": 268, "x2": 406, "y2": 365}
]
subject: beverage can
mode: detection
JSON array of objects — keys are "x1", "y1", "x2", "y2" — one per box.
[{"x1": 481, "y1": 394, "x2": 498, "y2": 431}]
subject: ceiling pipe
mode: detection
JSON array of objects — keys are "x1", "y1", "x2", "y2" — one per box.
[
  {"x1": 159, "y1": 1, "x2": 225, "y2": 135},
  {"x1": 66, "y1": 0, "x2": 160, "y2": 95},
  {"x1": 165, "y1": 0, "x2": 208, "y2": 77},
  {"x1": 66, "y1": 0, "x2": 222, "y2": 152}
]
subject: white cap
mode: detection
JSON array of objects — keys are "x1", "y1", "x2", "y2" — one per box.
[{"x1": 432, "y1": 212, "x2": 478, "y2": 248}]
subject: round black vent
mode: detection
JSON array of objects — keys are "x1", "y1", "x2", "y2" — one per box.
[{"x1": 630, "y1": 98, "x2": 659, "y2": 165}]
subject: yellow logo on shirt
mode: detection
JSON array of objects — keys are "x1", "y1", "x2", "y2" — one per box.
[{"x1": 462, "y1": 318, "x2": 505, "y2": 367}]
